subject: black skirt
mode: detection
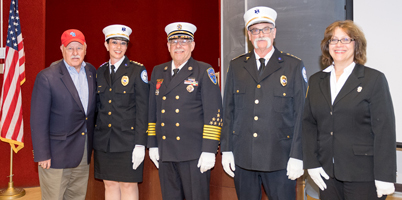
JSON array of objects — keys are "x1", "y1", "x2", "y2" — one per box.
[{"x1": 94, "y1": 150, "x2": 143, "y2": 182}]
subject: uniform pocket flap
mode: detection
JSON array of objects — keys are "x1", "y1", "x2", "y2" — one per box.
[
  {"x1": 121, "y1": 119, "x2": 135, "y2": 131},
  {"x1": 353, "y1": 144, "x2": 374, "y2": 156},
  {"x1": 49, "y1": 133, "x2": 67, "y2": 140}
]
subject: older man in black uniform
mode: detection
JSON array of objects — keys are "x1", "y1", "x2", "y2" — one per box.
[
  {"x1": 147, "y1": 22, "x2": 222, "y2": 200},
  {"x1": 221, "y1": 6, "x2": 308, "y2": 200}
]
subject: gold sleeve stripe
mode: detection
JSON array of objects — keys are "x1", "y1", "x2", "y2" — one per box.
[
  {"x1": 203, "y1": 131, "x2": 221, "y2": 136},
  {"x1": 203, "y1": 136, "x2": 220, "y2": 140},
  {"x1": 204, "y1": 125, "x2": 222, "y2": 131},
  {"x1": 148, "y1": 123, "x2": 156, "y2": 136}
]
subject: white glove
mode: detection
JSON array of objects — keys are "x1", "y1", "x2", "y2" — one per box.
[
  {"x1": 149, "y1": 147, "x2": 159, "y2": 169},
  {"x1": 132, "y1": 145, "x2": 145, "y2": 170},
  {"x1": 286, "y1": 158, "x2": 304, "y2": 180},
  {"x1": 375, "y1": 180, "x2": 395, "y2": 198},
  {"x1": 221, "y1": 151, "x2": 235, "y2": 177},
  {"x1": 307, "y1": 167, "x2": 329, "y2": 191},
  {"x1": 197, "y1": 152, "x2": 216, "y2": 173}
]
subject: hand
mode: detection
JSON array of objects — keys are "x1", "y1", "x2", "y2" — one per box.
[
  {"x1": 221, "y1": 151, "x2": 235, "y2": 177},
  {"x1": 38, "y1": 159, "x2": 51, "y2": 169},
  {"x1": 375, "y1": 180, "x2": 395, "y2": 198},
  {"x1": 286, "y1": 158, "x2": 304, "y2": 180},
  {"x1": 197, "y1": 152, "x2": 216, "y2": 173},
  {"x1": 132, "y1": 145, "x2": 145, "y2": 170},
  {"x1": 307, "y1": 167, "x2": 329, "y2": 191},
  {"x1": 149, "y1": 147, "x2": 159, "y2": 169}
]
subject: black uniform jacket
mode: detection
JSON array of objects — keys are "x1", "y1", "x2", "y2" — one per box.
[
  {"x1": 31, "y1": 61, "x2": 96, "y2": 168},
  {"x1": 303, "y1": 64, "x2": 396, "y2": 182},
  {"x1": 147, "y1": 57, "x2": 223, "y2": 162},
  {"x1": 94, "y1": 56, "x2": 149, "y2": 152},
  {"x1": 221, "y1": 48, "x2": 307, "y2": 171}
]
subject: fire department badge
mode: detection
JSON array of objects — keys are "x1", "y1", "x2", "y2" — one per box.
[
  {"x1": 280, "y1": 75, "x2": 287, "y2": 87},
  {"x1": 121, "y1": 76, "x2": 129, "y2": 86}
]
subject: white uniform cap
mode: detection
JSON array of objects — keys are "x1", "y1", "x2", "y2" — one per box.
[
  {"x1": 165, "y1": 22, "x2": 197, "y2": 40},
  {"x1": 102, "y1": 24, "x2": 132, "y2": 41},
  {"x1": 244, "y1": 6, "x2": 277, "y2": 29}
]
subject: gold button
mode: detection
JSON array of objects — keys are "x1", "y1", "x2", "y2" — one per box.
[
  {"x1": 176, "y1": 123, "x2": 180, "y2": 127},
  {"x1": 131, "y1": 127, "x2": 134, "y2": 130},
  {"x1": 98, "y1": 91, "x2": 100, "y2": 93},
  {"x1": 218, "y1": 109, "x2": 220, "y2": 112},
  {"x1": 86, "y1": 117, "x2": 88, "y2": 120},
  {"x1": 109, "y1": 100, "x2": 112, "y2": 103},
  {"x1": 253, "y1": 133, "x2": 258, "y2": 137},
  {"x1": 108, "y1": 112, "x2": 111, "y2": 115},
  {"x1": 109, "y1": 88, "x2": 112, "y2": 91},
  {"x1": 255, "y1": 99, "x2": 259, "y2": 104},
  {"x1": 82, "y1": 132, "x2": 85, "y2": 135},
  {"x1": 161, "y1": 109, "x2": 165, "y2": 113},
  {"x1": 287, "y1": 135, "x2": 290, "y2": 138},
  {"x1": 257, "y1": 84, "x2": 261, "y2": 88},
  {"x1": 161, "y1": 123, "x2": 165, "y2": 127},
  {"x1": 217, "y1": 114, "x2": 220, "y2": 117},
  {"x1": 176, "y1": 95, "x2": 179, "y2": 100},
  {"x1": 233, "y1": 131, "x2": 235, "y2": 133},
  {"x1": 162, "y1": 136, "x2": 166, "y2": 140},
  {"x1": 124, "y1": 91, "x2": 126, "y2": 94},
  {"x1": 330, "y1": 112, "x2": 333, "y2": 115},
  {"x1": 108, "y1": 124, "x2": 111, "y2": 127},
  {"x1": 163, "y1": 96, "x2": 166, "y2": 100},
  {"x1": 236, "y1": 90, "x2": 239, "y2": 93},
  {"x1": 176, "y1": 136, "x2": 180, "y2": 140},
  {"x1": 283, "y1": 93, "x2": 286, "y2": 96},
  {"x1": 330, "y1": 132, "x2": 333, "y2": 135},
  {"x1": 175, "y1": 109, "x2": 179, "y2": 113},
  {"x1": 254, "y1": 116, "x2": 258, "y2": 121}
]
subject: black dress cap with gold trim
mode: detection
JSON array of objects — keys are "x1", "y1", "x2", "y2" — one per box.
[{"x1": 165, "y1": 22, "x2": 197, "y2": 40}]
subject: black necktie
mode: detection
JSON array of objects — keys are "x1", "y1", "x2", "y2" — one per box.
[
  {"x1": 110, "y1": 65, "x2": 116, "y2": 82},
  {"x1": 259, "y1": 58, "x2": 265, "y2": 75},
  {"x1": 173, "y1": 68, "x2": 179, "y2": 77}
]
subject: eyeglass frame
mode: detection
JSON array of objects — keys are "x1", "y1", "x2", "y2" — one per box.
[
  {"x1": 168, "y1": 38, "x2": 194, "y2": 46},
  {"x1": 328, "y1": 38, "x2": 355, "y2": 45},
  {"x1": 248, "y1": 26, "x2": 274, "y2": 35}
]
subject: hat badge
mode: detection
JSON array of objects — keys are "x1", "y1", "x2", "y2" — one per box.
[
  {"x1": 122, "y1": 27, "x2": 126, "y2": 32},
  {"x1": 70, "y1": 32, "x2": 76, "y2": 37},
  {"x1": 177, "y1": 24, "x2": 182, "y2": 30},
  {"x1": 254, "y1": 9, "x2": 260, "y2": 14}
]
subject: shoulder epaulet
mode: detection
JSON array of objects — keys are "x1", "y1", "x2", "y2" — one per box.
[
  {"x1": 280, "y1": 51, "x2": 301, "y2": 60},
  {"x1": 232, "y1": 52, "x2": 248, "y2": 60},
  {"x1": 99, "y1": 62, "x2": 108, "y2": 68},
  {"x1": 130, "y1": 60, "x2": 144, "y2": 66}
]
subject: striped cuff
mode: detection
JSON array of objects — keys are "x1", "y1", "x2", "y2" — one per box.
[
  {"x1": 148, "y1": 123, "x2": 156, "y2": 136},
  {"x1": 203, "y1": 125, "x2": 221, "y2": 141}
]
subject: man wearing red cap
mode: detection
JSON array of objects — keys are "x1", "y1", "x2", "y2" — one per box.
[{"x1": 31, "y1": 29, "x2": 97, "y2": 200}]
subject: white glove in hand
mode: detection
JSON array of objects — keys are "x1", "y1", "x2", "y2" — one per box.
[
  {"x1": 149, "y1": 147, "x2": 160, "y2": 169},
  {"x1": 197, "y1": 152, "x2": 216, "y2": 173},
  {"x1": 221, "y1": 151, "x2": 235, "y2": 177},
  {"x1": 286, "y1": 158, "x2": 304, "y2": 180},
  {"x1": 307, "y1": 167, "x2": 329, "y2": 191},
  {"x1": 132, "y1": 145, "x2": 145, "y2": 170},
  {"x1": 375, "y1": 180, "x2": 395, "y2": 198}
]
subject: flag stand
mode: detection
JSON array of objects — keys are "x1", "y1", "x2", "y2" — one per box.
[{"x1": 0, "y1": 147, "x2": 25, "y2": 199}]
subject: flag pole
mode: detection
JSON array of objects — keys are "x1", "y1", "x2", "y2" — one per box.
[{"x1": 0, "y1": 147, "x2": 25, "y2": 199}]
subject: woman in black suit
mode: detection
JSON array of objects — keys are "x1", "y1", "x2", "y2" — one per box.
[{"x1": 302, "y1": 20, "x2": 396, "y2": 200}]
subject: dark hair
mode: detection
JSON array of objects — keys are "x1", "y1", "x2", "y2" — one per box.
[
  {"x1": 321, "y1": 20, "x2": 367, "y2": 66},
  {"x1": 106, "y1": 37, "x2": 129, "y2": 44}
]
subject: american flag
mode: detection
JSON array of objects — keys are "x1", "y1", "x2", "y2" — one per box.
[{"x1": 0, "y1": 0, "x2": 25, "y2": 153}]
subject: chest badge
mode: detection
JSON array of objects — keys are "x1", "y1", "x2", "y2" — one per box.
[
  {"x1": 186, "y1": 85, "x2": 194, "y2": 93},
  {"x1": 357, "y1": 86, "x2": 362, "y2": 93},
  {"x1": 156, "y1": 79, "x2": 164, "y2": 95},
  {"x1": 121, "y1": 76, "x2": 129, "y2": 86},
  {"x1": 280, "y1": 75, "x2": 287, "y2": 86}
]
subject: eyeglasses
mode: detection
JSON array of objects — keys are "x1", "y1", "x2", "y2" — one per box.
[
  {"x1": 169, "y1": 39, "x2": 193, "y2": 46},
  {"x1": 249, "y1": 27, "x2": 274, "y2": 35},
  {"x1": 328, "y1": 38, "x2": 355, "y2": 45}
]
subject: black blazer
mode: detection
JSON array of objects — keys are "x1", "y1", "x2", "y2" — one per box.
[
  {"x1": 147, "y1": 57, "x2": 222, "y2": 162},
  {"x1": 31, "y1": 61, "x2": 96, "y2": 168},
  {"x1": 94, "y1": 56, "x2": 149, "y2": 152},
  {"x1": 221, "y1": 48, "x2": 307, "y2": 171},
  {"x1": 303, "y1": 64, "x2": 396, "y2": 182}
]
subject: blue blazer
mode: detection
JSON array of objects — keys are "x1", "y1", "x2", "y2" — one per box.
[{"x1": 31, "y1": 60, "x2": 96, "y2": 169}]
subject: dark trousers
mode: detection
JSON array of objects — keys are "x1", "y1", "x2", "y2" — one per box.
[
  {"x1": 320, "y1": 177, "x2": 386, "y2": 200},
  {"x1": 159, "y1": 159, "x2": 210, "y2": 200},
  {"x1": 234, "y1": 166, "x2": 296, "y2": 200}
]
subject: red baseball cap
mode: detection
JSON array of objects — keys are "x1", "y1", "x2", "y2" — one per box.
[{"x1": 61, "y1": 29, "x2": 86, "y2": 46}]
